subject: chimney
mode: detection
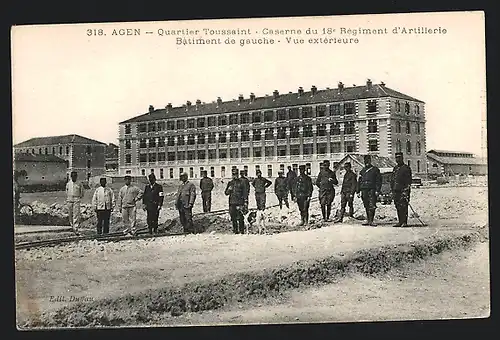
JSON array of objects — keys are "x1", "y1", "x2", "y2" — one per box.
[
  {"x1": 380, "y1": 81, "x2": 386, "y2": 87},
  {"x1": 311, "y1": 85, "x2": 317, "y2": 95},
  {"x1": 165, "y1": 103, "x2": 172, "y2": 112},
  {"x1": 186, "y1": 100, "x2": 192, "y2": 108},
  {"x1": 298, "y1": 87, "x2": 304, "y2": 96},
  {"x1": 196, "y1": 99, "x2": 201, "y2": 109},
  {"x1": 273, "y1": 90, "x2": 279, "y2": 99},
  {"x1": 238, "y1": 94, "x2": 244, "y2": 103},
  {"x1": 366, "y1": 78, "x2": 373, "y2": 88},
  {"x1": 338, "y1": 82, "x2": 344, "y2": 92},
  {"x1": 148, "y1": 105, "x2": 155, "y2": 113},
  {"x1": 249, "y1": 93, "x2": 255, "y2": 102},
  {"x1": 217, "y1": 97, "x2": 222, "y2": 106}
]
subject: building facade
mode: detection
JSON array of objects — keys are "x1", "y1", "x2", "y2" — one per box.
[
  {"x1": 14, "y1": 134, "x2": 107, "y2": 181},
  {"x1": 105, "y1": 143, "x2": 119, "y2": 172},
  {"x1": 426, "y1": 149, "x2": 487, "y2": 177},
  {"x1": 14, "y1": 153, "x2": 68, "y2": 189},
  {"x1": 118, "y1": 80, "x2": 427, "y2": 179}
]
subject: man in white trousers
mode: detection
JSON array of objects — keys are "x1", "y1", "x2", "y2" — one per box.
[
  {"x1": 66, "y1": 171, "x2": 85, "y2": 235},
  {"x1": 118, "y1": 175, "x2": 143, "y2": 236}
]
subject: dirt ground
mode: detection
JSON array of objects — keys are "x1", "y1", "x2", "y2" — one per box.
[{"x1": 155, "y1": 242, "x2": 490, "y2": 325}]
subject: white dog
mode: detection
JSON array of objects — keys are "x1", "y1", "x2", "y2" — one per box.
[{"x1": 243, "y1": 210, "x2": 267, "y2": 234}]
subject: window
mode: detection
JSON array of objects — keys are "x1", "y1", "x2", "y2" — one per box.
[
  {"x1": 125, "y1": 140, "x2": 131, "y2": 149},
  {"x1": 265, "y1": 146, "x2": 274, "y2": 157},
  {"x1": 158, "y1": 138, "x2": 165, "y2": 147},
  {"x1": 306, "y1": 163, "x2": 312, "y2": 175},
  {"x1": 417, "y1": 160, "x2": 421, "y2": 173},
  {"x1": 179, "y1": 168, "x2": 184, "y2": 175},
  {"x1": 252, "y1": 130, "x2": 261, "y2": 141},
  {"x1": 253, "y1": 147, "x2": 262, "y2": 158},
  {"x1": 331, "y1": 123, "x2": 341, "y2": 135},
  {"x1": 138, "y1": 123, "x2": 147, "y2": 133},
  {"x1": 240, "y1": 113, "x2": 250, "y2": 124},
  {"x1": 45, "y1": 148, "x2": 48, "y2": 154},
  {"x1": 396, "y1": 121, "x2": 402, "y2": 133},
  {"x1": 316, "y1": 105, "x2": 327, "y2": 117},
  {"x1": 141, "y1": 169, "x2": 146, "y2": 176},
  {"x1": 277, "y1": 145, "x2": 287, "y2": 156},
  {"x1": 241, "y1": 130, "x2": 250, "y2": 142},
  {"x1": 367, "y1": 100, "x2": 377, "y2": 113},
  {"x1": 344, "y1": 102, "x2": 355, "y2": 115},
  {"x1": 148, "y1": 153, "x2": 156, "y2": 163},
  {"x1": 210, "y1": 167, "x2": 215, "y2": 177},
  {"x1": 303, "y1": 143, "x2": 313, "y2": 155},
  {"x1": 317, "y1": 143, "x2": 327, "y2": 154},
  {"x1": 208, "y1": 133, "x2": 216, "y2": 144},
  {"x1": 126, "y1": 170, "x2": 131, "y2": 174},
  {"x1": 241, "y1": 147, "x2": 250, "y2": 158},
  {"x1": 157, "y1": 121, "x2": 165, "y2": 131},
  {"x1": 265, "y1": 128, "x2": 274, "y2": 140},
  {"x1": 218, "y1": 115, "x2": 227, "y2": 126},
  {"x1": 368, "y1": 140, "x2": 379, "y2": 151},
  {"x1": 221, "y1": 166, "x2": 225, "y2": 178},
  {"x1": 139, "y1": 153, "x2": 147, "y2": 162},
  {"x1": 416, "y1": 141, "x2": 422, "y2": 155},
  {"x1": 149, "y1": 138, "x2": 156, "y2": 148},
  {"x1": 368, "y1": 120, "x2": 378, "y2": 133},
  {"x1": 405, "y1": 102, "x2": 410, "y2": 114},
  {"x1": 264, "y1": 110, "x2": 274, "y2": 122},
  {"x1": 125, "y1": 154, "x2": 131, "y2": 164},
  {"x1": 406, "y1": 122, "x2": 411, "y2": 134},
  {"x1": 208, "y1": 116, "x2": 216, "y2": 127},
  {"x1": 197, "y1": 134, "x2": 205, "y2": 144},
  {"x1": 407, "y1": 160, "x2": 411, "y2": 168},
  {"x1": 316, "y1": 124, "x2": 326, "y2": 136},
  {"x1": 277, "y1": 109, "x2": 287, "y2": 121},
  {"x1": 230, "y1": 148, "x2": 239, "y2": 159},
  {"x1": 160, "y1": 169, "x2": 164, "y2": 179},
  {"x1": 177, "y1": 151, "x2": 186, "y2": 161},
  {"x1": 252, "y1": 111, "x2": 262, "y2": 123},
  {"x1": 219, "y1": 149, "x2": 227, "y2": 159},
  {"x1": 186, "y1": 119, "x2": 195, "y2": 129},
  {"x1": 197, "y1": 150, "x2": 206, "y2": 160},
  {"x1": 255, "y1": 165, "x2": 260, "y2": 174},
  {"x1": 289, "y1": 125, "x2": 299, "y2": 138},
  {"x1": 59, "y1": 146, "x2": 63, "y2": 155},
  {"x1": 395, "y1": 139, "x2": 402, "y2": 153},
  {"x1": 415, "y1": 105, "x2": 420, "y2": 115},
  {"x1": 158, "y1": 153, "x2": 166, "y2": 162},
  {"x1": 66, "y1": 146, "x2": 70, "y2": 155},
  {"x1": 170, "y1": 168, "x2": 174, "y2": 178},
  {"x1": 344, "y1": 141, "x2": 356, "y2": 153},
  {"x1": 197, "y1": 117, "x2": 205, "y2": 128},
  {"x1": 406, "y1": 140, "x2": 412, "y2": 154},
  {"x1": 167, "y1": 152, "x2": 175, "y2": 161},
  {"x1": 292, "y1": 164, "x2": 298, "y2": 173},
  {"x1": 267, "y1": 164, "x2": 273, "y2": 177},
  {"x1": 290, "y1": 144, "x2": 300, "y2": 155},
  {"x1": 344, "y1": 121, "x2": 355, "y2": 135},
  {"x1": 187, "y1": 134, "x2": 195, "y2": 145},
  {"x1": 125, "y1": 124, "x2": 131, "y2": 134},
  {"x1": 199, "y1": 167, "x2": 204, "y2": 177},
  {"x1": 148, "y1": 122, "x2": 156, "y2": 132},
  {"x1": 331, "y1": 142, "x2": 342, "y2": 153},
  {"x1": 280, "y1": 164, "x2": 285, "y2": 173},
  {"x1": 52, "y1": 147, "x2": 55, "y2": 154},
  {"x1": 189, "y1": 167, "x2": 194, "y2": 178},
  {"x1": 330, "y1": 103, "x2": 341, "y2": 116},
  {"x1": 187, "y1": 151, "x2": 195, "y2": 161},
  {"x1": 230, "y1": 131, "x2": 238, "y2": 143},
  {"x1": 277, "y1": 127, "x2": 286, "y2": 139},
  {"x1": 208, "y1": 149, "x2": 216, "y2": 160},
  {"x1": 167, "y1": 121, "x2": 175, "y2": 130},
  {"x1": 289, "y1": 107, "x2": 300, "y2": 120},
  {"x1": 167, "y1": 137, "x2": 175, "y2": 146},
  {"x1": 229, "y1": 114, "x2": 239, "y2": 125},
  {"x1": 395, "y1": 100, "x2": 401, "y2": 112},
  {"x1": 177, "y1": 120, "x2": 185, "y2": 129},
  {"x1": 416, "y1": 123, "x2": 421, "y2": 134},
  {"x1": 302, "y1": 125, "x2": 313, "y2": 138},
  {"x1": 302, "y1": 106, "x2": 313, "y2": 118},
  {"x1": 218, "y1": 133, "x2": 227, "y2": 144}
]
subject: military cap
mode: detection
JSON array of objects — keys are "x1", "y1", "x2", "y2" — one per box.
[
  {"x1": 70, "y1": 171, "x2": 77, "y2": 175},
  {"x1": 363, "y1": 154, "x2": 371, "y2": 160},
  {"x1": 395, "y1": 152, "x2": 404, "y2": 157},
  {"x1": 299, "y1": 165, "x2": 306, "y2": 169},
  {"x1": 239, "y1": 169, "x2": 246, "y2": 174},
  {"x1": 124, "y1": 175, "x2": 132, "y2": 180},
  {"x1": 232, "y1": 168, "x2": 239, "y2": 174},
  {"x1": 323, "y1": 160, "x2": 331, "y2": 165},
  {"x1": 148, "y1": 173, "x2": 156, "y2": 179}
]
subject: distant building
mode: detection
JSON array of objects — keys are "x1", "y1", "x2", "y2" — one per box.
[
  {"x1": 14, "y1": 153, "x2": 68, "y2": 190},
  {"x1": 118, "y1": 79, "x2": 427, "y2": 179},
  {"x1": 426, "y1": 149, "x2": 488, "y2": 176},
  {"x1": 333, "y1": 153, "x2": 397, "y2": 178},
  {"x1": 13, "y1": 134, "x2": 107, "y2": 181},
  {"x1": 105, "y1": 143, "x2": 119, "y2": 172}
]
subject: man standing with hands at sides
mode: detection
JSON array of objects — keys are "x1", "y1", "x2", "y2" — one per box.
[
  {"x1": 199, "y1": 170, "x2": 214, "y2": 213},
  {"x1": 118, "y1": 175, "x2": 143, "y2": 236},
  {"x1": 391, "y1": 152, "x2": 413, "y2": 227},
  {"x1": 315, "y1": 160, "x2": 339, "y2": 222},
  {"x1": 66, "y1": 171, "x2": 85, "y2": 235},
  {"x1": 142, "y1": 173, "x2": 164, "y2": 235},
  {"x1": 225, "y1": 168, "x2": 248, "y2": 234},
  {"x1": 252, "y1": 169, "x2": 272, "y2": 230},
  {"x1": 274, "y1": 171, "x2": 290, "y2": 211},
  {"x1": 239, "y1": 169, "x2": 251, "y2": 214},
  {"x1": 334, "y1": 162, "x2": 358, "y2": 223},
  {"x1": 356, "y1": 154, "x2": 382, "y2": 226},
  {"x1": 92, "y1": 177, "x2": 115, "y2": 235},
  {"x1": 294, "y1": 165, "x2": 314, "y2": 226},
  {"x1": 177, "y1": 173, "x2": 197, "y2": 233},
  {"x1": 286, "y1": 166, "x2": 297, "y2": 201}
]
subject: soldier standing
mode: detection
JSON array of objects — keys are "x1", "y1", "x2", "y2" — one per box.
[
  {"x1": 142, "y1": 173, "x2": 164, "y2": 235},
  {"x1": 315, "y1": 160, "x2": 338, "y2": 222},
  {"x1": 240, "y1": 169, "x2": 250, "y2": 214},
  {"x1": 118, "y1": 175, "x2": 143, "y2": 236},
  {"x1": 391, "y1": 152, "x2": 413, "y2": 227},
  {"x1": 225, "y1": 168, "x2": 248, "y2": 234},
  {"x1": 252, "y1": 170, "x2": 272, "y2": 211},
  {"x1": 176, "y1": 173, "x2": 197, "y2": 233},
  {"x1": 286, "y1": 166, "x2": 297, "y2": 201},
  {"x1": 334, "y1": 162, "x2": 358, "y2": 223},
  {"x1": 199, "y1": 170, "x2": 214, "y2": 213},
  {"x1": 356, "y1": 155, "x2": 382, "y2": 226},
  {"x1": 66, "y1": 171, "x2": 85, "y2": 235},
  {"x1": 91, "y1": 177, "x2": 115, "y2": 235},
  {"x1": 294, "y1": 165, "x2": 313, "y2": 226},
  {"x1": 274, "y1": 171, "x2": 289, "y2": 210}
]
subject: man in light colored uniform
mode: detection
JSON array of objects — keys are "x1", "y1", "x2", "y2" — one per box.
[
  {"x1": 92, "y1": 177, "x2": 115, "y2": 235},
  {"x1": 118, "y1": 175, "x2": 143, "y2": 236},
  {"x1": 66, "y1": 171, "x2": 85, "y2": 235}
]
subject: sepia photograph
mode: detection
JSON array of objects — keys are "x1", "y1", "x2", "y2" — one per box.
[{"x1": 11, "y1": 11, "x2": 489, "y2": 329}]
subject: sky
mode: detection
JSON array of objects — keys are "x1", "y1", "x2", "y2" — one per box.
[{"x1": 11, "y1": 11, "x2": 487, "y2": 157}]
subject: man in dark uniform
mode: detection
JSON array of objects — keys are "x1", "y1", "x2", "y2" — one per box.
[
  {"x1": 294, "y1": 165, "x2": 313, "y2": 226},
  {"x1": 225, "y1": 168, "x2": 248, "y2": 234},
  {"x1": 240, "y1": 169, "x2": 250, "y2": 213},
  {"x1": 356, "y1": 154, "x2": 382, "y2": 226},
  {"x1": 391, "y1": 152, "x2": 413, "y2": 227},
  {"x1": 176, "y1": 173, "x2": 197, "y2": 233},
  {"x1": 274, "y1": 171, "x2": 289, "y2": 210},
  {"x1": 199, "y1": 170, "x2": 214, "y2": 212},
  {"x1": 142, "y1": 173, "x2": 164, "y2": 235},
  {"x1": 334, "y1": 162, "x2": 358, "y2": 223},
  {"x1": 251, "y1": 169, "x2": 272, "y2": 211},
  {"x1": 286, "y1": 166, "x2": 297, "y2": 201},
  {"x1": 315, "y1": 160, "x2": 339, "y2": 221}
]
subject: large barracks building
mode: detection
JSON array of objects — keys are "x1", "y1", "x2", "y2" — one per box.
[{"x1": 118, "y1": 79, "x2": 426, "y2": 179}]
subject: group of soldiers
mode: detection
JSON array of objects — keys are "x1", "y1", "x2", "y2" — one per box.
[{"x1": 56, "y1": 150, "x2": 412, "y2": 236}]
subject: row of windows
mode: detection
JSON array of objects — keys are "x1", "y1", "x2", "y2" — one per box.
[
  {"x1": 16, "y1": 145, "x2": 95, "y2": 156},
  {"x1": 395, "y1": 121, "x2": 422, "y2": 134},
  {"x1": 395, "y1": 100, "x2": 420, "y2": 115},
  {"x1": 395, "y1": 140, "x2": 423, "y2": 155}
]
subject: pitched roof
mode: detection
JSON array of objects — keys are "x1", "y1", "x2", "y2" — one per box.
[
  {"x1": 334, "y1": 153, "x2": 397, "y2": 171},
  {"x1": 120, "y1": 83, "x2": 424, "y2": 124},
  {"x1": 427, "y1": 149, "x2": 475, "y2": 156},
  {"x1": 13, "y1": 134, "x2": 107, "y2": 148},
  {"x1": 427, "y1": 153, "x2": 487, "y2": 166},
  {"x1": 14, "y1": 153, "x2": 68, "y2": 163}
]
